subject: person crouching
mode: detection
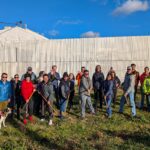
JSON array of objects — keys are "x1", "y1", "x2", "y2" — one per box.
[{"x1": 59, "y1": 72, "x2": 70, "y2": 119}]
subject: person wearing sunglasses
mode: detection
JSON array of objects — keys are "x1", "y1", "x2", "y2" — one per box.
[
  {"x1": 119, "y1": 66, "x2": 136, "y2": 117},
  {"x1": 79, "y1": 70, "x2": 95, "y2": 119},
  {"x1": 0, "y1": 73, "x2": 11, "y2": 114},
  {"x1": 10, "y1": 74, "x2": 22, "y2": 119}
]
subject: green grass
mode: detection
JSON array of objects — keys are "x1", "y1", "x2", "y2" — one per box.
[{"x1": 0, "y1": 89, "x2": 150, "y2": 150}]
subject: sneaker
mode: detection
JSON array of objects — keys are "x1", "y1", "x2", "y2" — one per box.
[
  {"x1": 40, "y1": 118, "x2": 45, "y2": 122},
  {"x1": 48, "y1": 119, "x2": 53, "y2": 126}
]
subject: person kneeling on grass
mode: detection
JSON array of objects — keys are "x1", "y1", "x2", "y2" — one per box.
[
  {"x1": 104, "y1": 73, "x2": 114, "y2": 118},
  {"x1": 38, "y1": 74, "x2": 55, "y2": 125},
  {"x1": 59, "y1": 72, "x2": 70, "y2": 119},
  {"x1": 21, "y1": 73, "x2": 35, "y2": 125},
  {"x1": 142, "y1": 75, "x2": 150, "y2": 112},
  {"x1": 119, "y1": 66, "x2": 136, "y2": 117},
  {"x1": 79, "y1": 70, "x2": 95, "y2": 119}
]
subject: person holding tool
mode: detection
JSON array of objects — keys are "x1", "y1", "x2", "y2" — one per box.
[
  {"x1": 79, "y1": 70, "x2": 95, "y2": 119},
  {"x1": 21, "y1": 74, "x2": 35, "y2": 125},
  {"x1": 38, "y1": 74, "x2": 55, "y2": 125}
]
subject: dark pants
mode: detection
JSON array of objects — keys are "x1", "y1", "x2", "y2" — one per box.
[
  {"x1": 145, "y1": 95, "x2": 150, "y2": 112},
  {"x1": 113, "y1": 89, "x2": 117, "y2": 105},
  {"x1": 54, "y1": 86, "x2": 59, "y2": 108},
  {"x1": 41, "y1": 99, "x2": 53, "y2": 119},
  {"x1": 16, "y1": 97, "x2": 22, "y2": 119},
  {"x1": 68, "y1": 91, "x2": 75, "y2": 110},
  {"x1": 94, "y1": 89, "x2": 104, "y2": 111},
  {"x1": 23, "y1": 98, "x2": 33, "y2": 118},
  {"x1": 33, "y1": 92, "x2": 41, "y2": 116}
]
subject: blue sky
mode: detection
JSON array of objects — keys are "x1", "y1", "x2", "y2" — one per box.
[{"x1": 0, "y1": 0, "x2": 150, "y2": 39}]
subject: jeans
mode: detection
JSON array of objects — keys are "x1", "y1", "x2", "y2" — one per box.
[
  {"x1": 119, "y1": 92, "x2": 136, "y2": 116},
  {"x1": 59, "y1": 98, "x2": 67, "y2": 112},
  {"x1": 80, "y1": 94, "x2": 95, "y2": 117},
  {"x1": 146, "y1": 95, "x2": 150, "y2": 112},
  {"x1": 106, "y1": 95, "x2": 112, "y2": 117}
]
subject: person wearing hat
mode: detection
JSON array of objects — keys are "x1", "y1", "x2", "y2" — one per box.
[
  {"x1": 48, "y1": 65, "x2": 61, "y2": 108},
  {"x1": 21, "y1": 67, "x2": 37, "y2": 83},
  {"x1": 119, "y1": 66, "x2": 136, "y2": 117},
  {"x1": 59, "y1": 72, "x2": 70, "y2": 119},
  {"x1": 79, "y1": 70, "x2": 95, "y2": 119},
  {"x1": 21, "y1": 73, "x2": 35, "y2": 125}
]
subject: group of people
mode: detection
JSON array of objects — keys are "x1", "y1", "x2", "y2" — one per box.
[{"x1": 0, "y1": 64, "x2": 150, "y2": 126}]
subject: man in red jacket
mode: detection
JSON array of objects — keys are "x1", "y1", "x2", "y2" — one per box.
[{"x1": 21, "y1": 73, "x2": 35, "y2": 125}]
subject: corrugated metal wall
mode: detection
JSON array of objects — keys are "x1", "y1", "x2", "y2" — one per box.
[{"x1": 0, "y1": 36, "x2": 150, "y2": 81}]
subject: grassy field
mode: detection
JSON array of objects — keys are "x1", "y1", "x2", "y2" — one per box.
[{"x1": 0, "y1": 89, "x2": 150, "y2": 150}]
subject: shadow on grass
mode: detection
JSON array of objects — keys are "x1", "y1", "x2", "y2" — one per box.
[
  {"x1": 8, "y1": 118, "x2": 63, "y2": 150},
  {"x1": 103, "y1": 129, "x2": 150, "y2": 147}
]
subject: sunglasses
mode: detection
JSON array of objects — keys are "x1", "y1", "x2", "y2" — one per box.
[
  {"x1": 15, "y1": 76, "x2": 19, "y2": 78},
  {"x1": 2, "y1": 76, "x2": 7, "y2": 78}
]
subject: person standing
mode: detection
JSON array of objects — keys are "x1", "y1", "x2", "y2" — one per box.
[
  {"x1": 10, "y1": 74, "x2": 22, "y2": 119},
  {"x1": 48, "y1": 65, "x2": 61, "y2": 108},
  {"x1": 142, "y1": 75, "x2": 150, "y2": 112},
  {"x1": 92, "y1": 65, "x2": 105, "y2": 112},
  {"x1": 79, "y1": 70, "x2": 95, "y2": 119},
  {"x1": 76, "y1": 66, "x2": 85, "y2": 87},
  {"x1": 119, "y1": 66, "x2": 136, "y2": 117},
  {"x1": 68, "y1": 73, "x2": 75, "y2": 111},
  {"x1": 140, "y1": 67, "x2": 150, "y2": 110},
  {"x1": 21, "y1": 67, "x2": 37, "y2": 83},
  {"x1": 104, "y1": 73, "x2": 114, "y2": 118},
  {"x1": 0, "y1": 73, "x2": 11, "y2": 114},
  {"x1": 111, "y1": 70, "x2": 121, "y2": 106},
  {"x1": 38, "y1": 74, "x2": 55, "y2": 125},
  {"x1": 131, "y1": 64, "x2": 140, "y2": 102},
  {"x1": 21, "y1": 74, "x2": 35, "y2": 125},
  {"x1": 59, "y1": 72, "x2": 70, "y2": 119}
]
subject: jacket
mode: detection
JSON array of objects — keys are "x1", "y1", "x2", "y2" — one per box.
[
  {"x1": 143, "y1": 76, "x2": 150, "y2": 94},
  {"x1": 76, "y1": 72, "x2": 83, "y2": 86},
  {"x1": 39, "y1": 81, "x2": 55, "y2": 101},
  {"x1": 122, "y1": 73, "x2": 135, "y2": 95},
  {"x1": 59, "y1": 79, "x2": 70, "y2": 99},
  {"x1": 104, "y1": 80, "x2": 114, "y2": 97},
  {"x1": 113, "y1": 76, "x2": 121, "y2": 90},
  {"x1": 79, "y1": 76, "x2": 92, "y2": 95},
  {"x1": 0, "y1": 80, "x2": 12, "y2": 102},
  {"x1": 140, "y1": 72, "x2": 150, "y2": 86},
  {"x1": 92, "y1": 72, "x2": 104, "y2": 90},
  {"x1": 132, "y1": 70, "x2": 140, "y2": 87},
  {"x1": 69, "y1": 80, "x2": 75, "y2": 93},
  {"x1": 48, "y1": 72, "x2": 60, "y2": 88},
  {"x1": 21, "y1": 80, "x2": 34, "y2": 102}
]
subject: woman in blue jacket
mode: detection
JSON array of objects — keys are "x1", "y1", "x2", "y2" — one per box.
[
  {"x1": 0, "y1": 73, "x2": 11, "y2": 112},
  {"x1": 104, "y1": 73, "x2": 114, "y2": 118}
]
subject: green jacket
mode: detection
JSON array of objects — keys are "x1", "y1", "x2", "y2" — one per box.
[{"x1": 143, "y1": 76, "x2": 150, "y2": 94}]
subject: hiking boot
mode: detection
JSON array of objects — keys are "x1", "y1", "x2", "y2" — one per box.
[
  {"x1": 23, "y1": 119, "x2": 27, "y2": 125},
  {"x1": 28, "y1": 116, "x2": 33, "y2": 122},
  {"x1": 48, "y1": 119, "x2": 53, "y2": 126}
]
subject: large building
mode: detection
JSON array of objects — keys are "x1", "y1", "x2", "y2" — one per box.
[{"x1": 0, "y1": 26, "x2": 150, "y2": 80}]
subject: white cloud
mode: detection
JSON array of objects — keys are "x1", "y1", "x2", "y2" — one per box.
[
  {"x1": 80, "y1": 31, "x2": 100, "y2": 38},
  {"x1": 112, "y1": 0, "x2": 149, "y2": 15},
  {"x1": 48, "y1": 29, "x2": 59, "y2": 36}
]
